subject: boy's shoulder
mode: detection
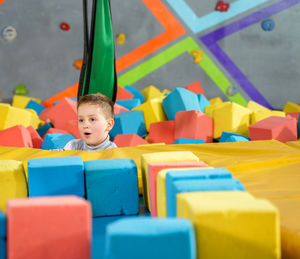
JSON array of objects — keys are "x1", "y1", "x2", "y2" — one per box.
[{"x1": 64, "y1": 139, "x2": 85, "y2": 150}]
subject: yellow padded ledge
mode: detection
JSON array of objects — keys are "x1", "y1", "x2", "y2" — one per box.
[
  {"x1": 0, "y1": 160, "x2": 28, "y2": 213},
  {"x1": 141, "y1": 151, "x2": 199, "y2": 210},
  {"x1": 177, "y1": 191, "x2": 280, "y2": 259}
]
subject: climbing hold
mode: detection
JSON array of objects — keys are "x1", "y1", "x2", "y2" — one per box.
[
  {"x1": 216, "y1": 1, "x2": 230, "y2": 12},
  {"x1": 1, "y1": 26, "x2": 17, "y2": 41},
  {"x1": 227, "y1": 86, "x2": 238, "y2": 96},
  {"x1": 191, "y1": 50, "x2": 203, "y2": 64},
  {"x1": 116, "y1": 33, "x2": 126, "y2": 45},
  {"x1": 14, "y1": 85, "x2": 28, "y2": 95},
  {"x1": 73, "y1": 59, "x2": 83, "y2": 70},
  {"x1": 60, "y1": 22, "x2": 70, "y2": 31},
  {"x1": 261, "y1": 19, "x2": 275, "y2": 31}
]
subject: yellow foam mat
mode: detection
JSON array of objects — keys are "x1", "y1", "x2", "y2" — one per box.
[{"x1": 0, "y1": 139, "x2": 300, "y2": 258}]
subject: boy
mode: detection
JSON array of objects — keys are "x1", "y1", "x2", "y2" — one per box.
[{"x1": 64, "y1": 93, "x2": 117, "y2": 151}]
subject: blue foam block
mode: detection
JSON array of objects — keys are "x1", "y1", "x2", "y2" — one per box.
[
  {"x1": 84, "y1": 159, "x2": 139, "y2": 217},
  {"x1": 219, "y1": 132, "x2": 250, "y2": 143},
  {"x1": 197, "y1": 94, "x2": 210, "y2": 113},
  {"x1": 28, "y1": 156, "x2": 85, "y2": 197},
  {"x1": 25, "y1": 99, "x2": 46, "y2": 116},
  {"x1": 0, "y1": 212, "x2": 5, "y2": 239},
  {"x1": 162, "y1": 88, "x2": 201, "y2": 120},
  {"x1": 41, "y1": 133, "x2": 75, "y2": 150},
  {"x1": 116, "y1": 98, "x2": 141, "y2": 110},
  {"x1": 105, "y1": 218, "x2": 196, "y2": 259},
  {"x1": 110, "y1": 110, "x2": 147, "y2": 140},
  {"x1": 297, "y1": 117, "x2": 300, "y2": 138},
  {"x1": 0, "y1": 239, "x2": 5, "y2": 259},
  {"x1": 124, "y1": 85, "x2": 145, "y2": 103},
  {"x1": 173, "y1": 138, "x2": 205, "y2": 144},
  {"x1": 36, "y1": 122, "x2": 53, "y2": 138},
  {"x1": 167, "y1": 178, "x2": 245, "y2": 217}
]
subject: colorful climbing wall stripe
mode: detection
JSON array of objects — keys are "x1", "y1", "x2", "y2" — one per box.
[
  {"x1": 200, "y1": 0, "x2": 300, "y2": 109},
  {"x1": 118, "y1": 37, "x2": 248, "y2": 106},
  {"x1": 165, "y1": 0, "x2": 272, "y2": 34},
  {"x1": 116, "y1": 0, "x2": 185, "y2": 73}
]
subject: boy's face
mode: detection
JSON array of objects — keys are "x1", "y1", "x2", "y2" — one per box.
[{"x1": 77, "y1": 103, "x2": 114, "y2": 146}]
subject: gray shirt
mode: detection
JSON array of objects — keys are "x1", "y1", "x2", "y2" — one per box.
[{"x1": 64, "y1": 136, "x2": 117, "y2": 152}]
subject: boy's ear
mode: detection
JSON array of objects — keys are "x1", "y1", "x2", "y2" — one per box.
[{"x1": 106, "y1": 118, "x2": 114, "y2": 131}]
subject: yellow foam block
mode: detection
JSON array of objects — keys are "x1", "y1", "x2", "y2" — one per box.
[
  {"x1": 209, "y1": 97, "x2": 223, "y2": 106},
  {"x1": 204, "y1": 101, "x2": 229, "y2": 118},
  {"x1": 251, "y1": 110, "x2": 286, "y2": 124},
  {"x1": 141, "y1": 151, "x2": 199, "y2": 209},
  {"x1": 161, "y1": 89, "x2": 170, "y2": 95},
  {"x1": 12, "y1": 95, "x2": 42, "y2": 109},
  {"x1": 133, "y1": 96, "x2": 167, "y2": 131},
  {"x1": 283, "y1": 102, "x2": 300, "y2": 113},
  {"x1": 247, "y1": 100, "x2": 270, "y2": 113},
  {"x1": 213, "y1": 102, "x2": 251, "y2": 138},
  {"x1": 156, "y1": 167, "x2": 213, "y2": 218},
  {"x1": 140, "y1": 85, "x2": 162, "y2": 101},
  {"x1": 177, "y1": 191, "x2": 280, "y2": 259},
  {"x1": 26, "y1": 109, "x2": 41, "y2": 129},
  {"x1": 0, "y1": 160, "x2": 28, "y2": 213}
]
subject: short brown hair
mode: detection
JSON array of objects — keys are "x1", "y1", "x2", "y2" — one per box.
[{"x1": 77, "y1": 93, "x2": 114, "y2": 119}]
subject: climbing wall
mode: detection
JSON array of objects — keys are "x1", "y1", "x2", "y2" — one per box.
[{"x1": 0, "y1": 0, "x2": 299, "y2": 109}]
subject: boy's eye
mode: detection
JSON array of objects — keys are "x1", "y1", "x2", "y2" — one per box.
[
  {"x1": 90, "y1": 118, "x2": 96, "y2": 122},
  {"x1": 79, "y1": 119, "x2": 84, "y2": 123}
]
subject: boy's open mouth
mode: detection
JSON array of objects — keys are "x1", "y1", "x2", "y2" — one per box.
[{"x1": 84, "y1": 132, "x2": 91, "y2": 136}]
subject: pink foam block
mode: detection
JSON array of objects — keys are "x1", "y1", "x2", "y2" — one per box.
[
  {"x1": 185, "y1": 81, "x2": 207, "y2": 97},
  {"x1": 26, "y1": 126, "x2": 43, "y2": 148},
  {"x1": 113, "y1": 134, "x2": 148, "y2": 147},
  {"x1": 148, "y1": 161, "x2": 208, "y2": 217},
  {"x1": 175, "y1": 110, "x2": 214, "y2": 143},
  {"x1": 116, "y1": 86, "x2": 134, "y2": 100},
  {"x1": 43, "y1": 128, "x2": 70, "y2": 139},
  {"x1": 65, "y1": 119, "x2": 80, "y2": 138},
  {"x1": 148, "y1": 121, "x2": 175, "y2": 144},
  {"x1": 0, "y1": 125, "x2": 33, "y2": 148},
  {"x1": 114, "y1": 103, "x2": 129, "y2": 114},
  {"x1": 7, "y1": 196, "x2": 92, "y2": 259},
  {"x1": 39, "y1": 106, "x2": 54, "y2": 122},
  {"x1": 286, "y1": 112, "x2": 299, "y2": 121},
  {"x1": 249, "y1": 116, "x2": 297, "y2": 142},
  {"x1": 46, "y1": 98, "x2": 77, "y2": 130}
]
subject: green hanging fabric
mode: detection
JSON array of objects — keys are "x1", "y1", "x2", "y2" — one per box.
[{"x1": 78, "y1": 0, "x2": 117, "y2": 102}]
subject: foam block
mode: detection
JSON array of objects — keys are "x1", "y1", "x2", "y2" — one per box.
[
  {"x1": 165, "y1": 169, "x2": 235, "y2": 217},
  {"x1": 247, "y1": 100, "x2": 270, "y2": 112},
  {"x1": 0, "y1": 211, "x2": 5, "y2": 238},
  {"x1": 140, "y1": 85, "x2": 162, "y2": 101},
  {"x1": 185, "y1": 81, "x2": 206, "y2": 97},
  {"x1": 251, "y1": 110, "x2": 286, "y2": 124},
  {"x1": 26, "y1": 109, "x2": 41, "y2": 129},
  {"x1": 219, "y1": 132, "x2": 250, "y2": 142},
  {"x1": 38, "y1": 106, "x2": 54, "y2": 122},
  {"x1": 41, "y1": 133, "x2": 75, "y2": 150},
  {"x1": 116, "y1": 98, "x2": 141, "y2": 110},
  {"x1": 283, "y1": 101, "x2": 300, "y2": 113},
  {"x1": 173, "y1": 138, "x2": 205, "y2": 144},
  {"x1": 26, "y1": 126, "x2": 43, "y2": 148},
  {"x1": 25, "y1": 99, "x2": 45, "y2": 115},
  {"x1": 0, "y1": 239, "x2": 6, "y2": 259},
  {"x1": 197, "y1": 94, "x2": 210, "y2": 112},
  {"x1": 204, "y1": 101, "x2": 227, "y2": 118},
  {"x1": 84, "y1": 159, "x2": 138, "y2": 216},
  {"x1": 110, "y1": 110, "x2": 147, "y2": 140},
  {"x1": 43, "y1": 127, "x2": 70, "y2": 138},
  {"x1": 65, "y1": 119, "x2": 80, "y2": 138},
  {"x1": 12, "y1": 95, "x2": 42, "y2": 109},
  {"x1": 148, "y1": 161, "x2": 208, "y2": 217},
  {"x1": 249, "y1": 116, "x2": 297, "y2": 142},
  {"x1": 213, "y1": 102, "x2": 251, "y2": 138},
  {"x1": 113, "y1": 103, "x2": 129, "y2": 114},
  {"x1": 46, "y1": 97, "x2": 77, "y2": 130},
  {"x1": 0, "y1": 125, "x2": 33, "y2": 148},
  {"x1": 116, "y1": 86, "x2": 134, "y2": 100},
  {"x1": 133, "y1": 96, "x2": 167, "y2": 131},
  {"x1": 162, "y1": 88, "x2": 201, "y2": 120},
  {"x1": 113, "y1": 134, "x2": 148, "y2": 147},
  {"x1": 141, "y1": 151, "x2": 199, "y2": 209},
  {"x1": 7, "y1": 196, "x2": 91, "y2": 259},
  {"x1": 148, "y1": 121, "x2": 175, "y2": 144},
  {"x1": 177, "y1": 192, "x2": 280, "y2": 259},
  {"x1": 124, "y1": 85, "x2": 145, "y2": 103},
  {"x1": 36, "y1": 122, "x2": 52, "y2": 138},
  {"x1": 27, "y1": 156, "x2": 85, "y2": 197},
  {"x1": 175, "y1": 110, "x2": 213, "y2": 143},
  {"x1": 105, "y1": 218, "x2": 196, "y2": 259},
  {"x1": 287, "y1": 112, "x2": 300, "y2": 138}
]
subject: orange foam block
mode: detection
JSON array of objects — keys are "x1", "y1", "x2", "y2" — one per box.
[
  {"x1": 65, "y1": 120, "x2": 80, "y2": 138},
  {"x1": 116, "y1": 86, "x2": 134, "y2": 100},
  {"x1": 175, "y1": 110, "x2": 214, "y2": 143},
  {"x1": 114, "y1": 103, "x2": 129, "y2": 114},
  {"x1": 46, "y1": 98, "x2": 77, "y2": 130},
  {"x1": 113, "y1": 134, "x2": 148, "y2": 147},
  {"x1": 26, "y1": 126, "x2": 43, "y2": 148},
  {"x1": 185, "y1": 81, "x2": 206, "y2": 97},
  {"x1": 148, "y1": 121, "x2": 175, "y2": 144},
  {"x1": 7, "y1": 196, "x2": 92, "y2": 259},
  {"x1": 148, "y1": 161, "x2": 208, "y2": 217},
  {"x1": 249, "y1": 116, "x2": 297, "y2": 142},
  {"x1": 0, "y1": 125, "x2": 33, "y2": 148}
]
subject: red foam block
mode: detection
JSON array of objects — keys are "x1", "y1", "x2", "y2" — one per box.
[
  {"x1": 175, "y1": 110, "x2": 214, "y2": 143},
  {"x1": 114, "y1": 103, "x2": 129, "y2": 114},
  {"x1": 116, "y1": 86, "x2": 134, "y2": 100},
  {"x1": 113, "y1": 134, "x2": 148, "y2": 147},
  {"x1": 7, "y1": 196, "x2": 92, "y2": 259},
  {"x1": 148, "y1": 121, "x2": 175, "y2": 144},
  {"x1": 148, "y1": 161, "x2": 208, "y2": 217},
  {"x1": 0, "y1": 125, "x2": 33, "y2": 148},
  {"x1": 26, "y1": 126, "x2": 43, "y2": 148},
  {"x1": 65, "y1": 119, "x2": 80, "y2": 138},
  {"x1": 185, "y1": 81, "x2": 206, "y2": 97},
  {"x1": 249, "y1": 116, "x2": 297, "y2": 142}
]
